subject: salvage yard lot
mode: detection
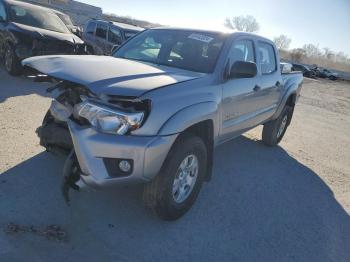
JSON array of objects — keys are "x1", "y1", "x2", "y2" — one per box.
[{"x1": 0, "y1": 67, "x2": 350, "y2": 261}]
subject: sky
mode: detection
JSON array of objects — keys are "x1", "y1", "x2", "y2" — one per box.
[{"x1": 81, "y1": 0, "x2": 350, "y2": 55}]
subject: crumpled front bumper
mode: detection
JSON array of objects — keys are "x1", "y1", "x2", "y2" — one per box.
[{"x1": 67, "y1": 121, "x2": 177, "y2": 188}]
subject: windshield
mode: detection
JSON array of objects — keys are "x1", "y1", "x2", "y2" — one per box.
[
  {"x1": 8, "y1": 3, "x2": 70, "y2": 34},
  {"x1": 114, "y1": 29, "x2": 227, "y2": 73}
]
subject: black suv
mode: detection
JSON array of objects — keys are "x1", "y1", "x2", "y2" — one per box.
[
  {"x1": 0, "y1": 0, "x2": 85, "y2": 75},
  {"x1": 83, "y1": 19, "x2": 144, "y2": 55}
]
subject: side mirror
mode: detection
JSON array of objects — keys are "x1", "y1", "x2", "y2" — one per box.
[{"x1": 229, "y1": 61, "x2": 257, "y2": 79}]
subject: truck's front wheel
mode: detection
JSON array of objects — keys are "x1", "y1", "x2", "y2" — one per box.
[{"x1": 143, "y1": 134, "x2": 207, "y2": 221}]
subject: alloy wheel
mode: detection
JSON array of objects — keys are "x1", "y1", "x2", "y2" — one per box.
[{"x1": 172, "y1": 154, "x2": 199, "y2": 204}]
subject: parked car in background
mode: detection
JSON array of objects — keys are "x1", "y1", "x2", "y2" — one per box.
[
  {"x1": 83, "y1": 19, "x2": 144, "y2": 55},
  {"x1": 310, "y1": 65, "x2": 321, "y2": 77},
  {"x1": 24, "y1": 28, "x2": 303, "y2": 220},
  {"x1": 0, "y1": 0, "x2": 86, "y2": 75},
  {"x1": 292, "y1": 63, "x2": 316, "y2": 78},
  {"x1": 52, "y1": 9, "x2": 82, "y2": 38},
  {"x1": 319, "y1": 68, "x2": 338, "y2": 80}
]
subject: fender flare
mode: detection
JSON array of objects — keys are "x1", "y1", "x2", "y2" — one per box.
[
  {"x1": 272, "y1": 89, "x2": 298, "y2": 120},
  {"x1": 158, "y1": 101, "x2": 219, "y2": 136}
]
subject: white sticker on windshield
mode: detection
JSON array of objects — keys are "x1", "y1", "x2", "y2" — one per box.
[{"x1": 188, "y1": 33, "x2": 214, "y2": 43}]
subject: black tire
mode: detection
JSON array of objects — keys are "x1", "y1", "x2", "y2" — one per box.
[
  {"x1": 4, "y1": 43, "x2": 22, "y2": 76},
  {"x1": 143, "y1": 133, "x2": 207, "y2": 221},
  {"x1": 86, "y1": 45, "x2": 95, "y2": 55},
  {"x1": 262, "y1": 105, "x2": 293, "y2": 146}
]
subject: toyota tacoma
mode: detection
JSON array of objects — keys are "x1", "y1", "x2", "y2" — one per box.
[{"x1": 23, "y1": 28, "x2": 303, "y2": 220}]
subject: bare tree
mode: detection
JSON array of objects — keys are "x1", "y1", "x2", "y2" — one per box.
[
  {"x1": 224, "y1": 15, "x2": 259, "y2": 32},
  {"x1": 302, "y1": 44, "x2": 322, "y2": 57},
  {"x1": 290, "y1": 48, "x2": 306, "y2": 63},
  {"x1": 273, "y1": 35, "x2": 291, "y2": 50},
  {"x1": 323, "y1": 47, "x2": 334, "y2": 59},
  {"x1": 334, "y1": 51, "x2": 349, "y2": 63}
]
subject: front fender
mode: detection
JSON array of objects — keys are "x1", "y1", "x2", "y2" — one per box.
[{"x1": 158, "y1": 101, "x2": 219, "y2": 136}]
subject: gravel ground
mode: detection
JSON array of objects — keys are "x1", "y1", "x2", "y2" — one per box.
[{"x1": 0, "y1": 67, "x2": 349, "y2": 262}]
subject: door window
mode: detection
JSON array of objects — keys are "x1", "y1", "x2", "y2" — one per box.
[
  {"x1": 0, "y1": 2, "x2": 6, "y2": 20},
  {"x1": 86, "y1": 21, "x2": 96, "y2": 35},
  {"x1": 258, "y1": 42, "x2": 277, "y2": 74},
  {"x1": 229, "y1": 40, "x2": 255, "y2": 64},
  {"x1": 96, "y1": 23, "x2": 107, "y2": 39},
  {"x1": 108, "y1": 26, "x2": 122, "y2": 45}
]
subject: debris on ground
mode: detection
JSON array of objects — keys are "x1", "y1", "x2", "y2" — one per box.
[{"x1": 4, "y1": 223, "x2": 68, "y2": 242}]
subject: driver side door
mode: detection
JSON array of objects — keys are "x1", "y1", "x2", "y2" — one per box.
[{"x1": 219, "y1": 38, "x2": 262, "y2": 143}]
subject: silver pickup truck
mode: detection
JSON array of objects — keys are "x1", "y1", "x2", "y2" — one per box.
[{"x1": 23, "y1": 28, "x2": 303, "y2": 220}]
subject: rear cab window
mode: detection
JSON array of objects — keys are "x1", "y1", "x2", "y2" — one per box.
[
  {"x1": 96, "y1": 23, "x2": 107, "y2": 39},
  {"x1": 86, "y1": 21, "x2": 96, "y2": 35},
  {"x1": 258, "y1": 42, "x2": 277, "y2": 74},
  {"x1": 108, "y1": 26, "x2": 122, "y2": 45}
]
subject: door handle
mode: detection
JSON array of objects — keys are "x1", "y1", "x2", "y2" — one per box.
[{"x1": 253, "y1": 85, "x2": 261, "y2": 92}]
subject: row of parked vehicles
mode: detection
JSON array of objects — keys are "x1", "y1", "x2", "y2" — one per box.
[
  {"x1": 291, "y1": 63, "x2": 339, "y2": 80},
  {"x1": 0, "y1": 0, "x2": 143, "y2": 75},
  {"x1": 1, "y1": 0, "x2": 339, "y2": 80}
]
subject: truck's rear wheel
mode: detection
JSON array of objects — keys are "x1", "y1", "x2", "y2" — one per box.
[
  {"x1": 143, "y1": 134, "x2": 207, "y2": 221},
  {"x1": 262, "y1": 105, "x2": 293, "y2": 146}
]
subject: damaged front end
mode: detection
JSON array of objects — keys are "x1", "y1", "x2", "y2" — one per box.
[
  {"x1": 36, "y1": 81, "x2": 92, "y2": 155},
  {"x1": 36, "y1": 79, "x2": 151, "y2": 203}
]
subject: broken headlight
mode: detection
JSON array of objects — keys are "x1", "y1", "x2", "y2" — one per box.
[{"x1": 76, "y1": 101, "x2": 144, "y2": 135}]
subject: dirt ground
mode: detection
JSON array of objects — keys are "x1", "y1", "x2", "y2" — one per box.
[{"x1": 0, "y1": 67, "x2": 349, "y2": 262}]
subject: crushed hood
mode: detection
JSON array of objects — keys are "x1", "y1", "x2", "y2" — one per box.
[{"x1": 22, "y1": 55, "x2": 205, "y2": 97}]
